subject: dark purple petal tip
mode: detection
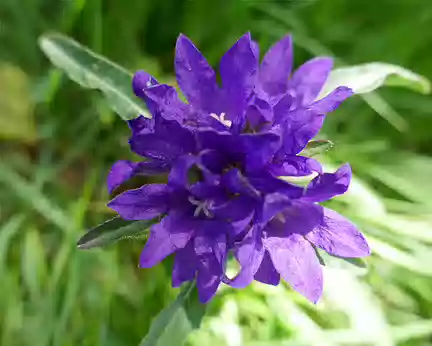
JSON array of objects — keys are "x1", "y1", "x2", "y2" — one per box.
[
  {"x1": 303, "y1": 163, "x2": 352, "y2": 203},
  {"x1": 260, "y1": 34, "x2": 293, "y2": 96},
  {"x1": 311, "y1": 86, "x2": 354, "y2": 113},
  {"x1": 107, "y1": 160, "x2": 137, "y2": 194},
  {"x1": 132, "y1": 70, "x2": 158, "y2": 97}
]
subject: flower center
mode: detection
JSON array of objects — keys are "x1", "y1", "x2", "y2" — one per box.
[
  {"x1": 209, "y1": 112, "x2": 232, "y2": 128},
  {"x1": 188, "y1": 196, "x2": 213, "y2": 218}
]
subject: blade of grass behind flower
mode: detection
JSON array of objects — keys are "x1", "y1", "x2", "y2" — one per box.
[
  {"x1": 1, "y1": 273, "x2": 24, "y2": 346},
  {"x1": 367, "y1": 154, "x2": 432, "y2": 209},
  {"x1": 323, "y1": 269, "x2": 394, "y2": 346},
  {"x1": 265, "y1": 287, "x2": 335, "y2": 346},
  {"x1": 0, "y1": 215, "x2": 25, "y2": 275},
  {"x1": 51, "y1": 170, "x2": 97, "y2": 346},
  {"x1": 0, "y1": 164, "x2": 70, "y2": 232},
  {"x1": 21, "y1": 228, "x2": 48, "y2": 303}
]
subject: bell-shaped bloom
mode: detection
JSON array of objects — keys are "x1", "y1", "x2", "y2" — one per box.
[
  {"x1": 106, "y1": 33, "x2": 369, "y2": 304},
  {"x1": 108, "y1": 157, "x2": 257, "y2": 303},
  {"x1": 131, "y1": 33, "x2": 352, "y2": 178},
  {"x1": 227, "y1": 164, "x2": 370, "y2": 303}
]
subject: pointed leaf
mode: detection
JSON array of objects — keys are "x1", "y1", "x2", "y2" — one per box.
[
  {"x1": 301, "y1": 139, "x2": 334, "y2": 157},
  {"x1": 319, "y1": 62, "x2": 431, "y2": 98},
  {"x1": 39, "y1": 33, "x2": 149, "y2": 121},
  {"x1": 140, "y1": 281, "x2": 206, "y2": 346},
  {"x1": 77, "y1": 216, "x2": 153, "y2": 249}
]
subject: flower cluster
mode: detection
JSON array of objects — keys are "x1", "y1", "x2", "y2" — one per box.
[{"x1": 107, "y1": 33, "x2": 370, "y2": 303}]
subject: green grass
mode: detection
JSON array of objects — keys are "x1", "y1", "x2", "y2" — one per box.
[{"x1": 1, "y1": 0, "x2": 432, "y2": 345}]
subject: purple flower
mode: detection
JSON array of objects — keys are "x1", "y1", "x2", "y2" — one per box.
[
  {"x1": 109, "y1": 159, "x2": 257, "y2": 303},
  {"x1": 107, "y1": 33, "x2": 370, "y2": 303},
  {"x1": 107, "y1": 114, "x2": 195, "y2": 194},
  {"x1": 226, "y1": 164, "x2": 370, "y2": 303}
]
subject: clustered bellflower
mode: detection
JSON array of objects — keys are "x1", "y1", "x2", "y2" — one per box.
[{"x1": 107, "y1": 33, "x2": 370, "y2": 303}]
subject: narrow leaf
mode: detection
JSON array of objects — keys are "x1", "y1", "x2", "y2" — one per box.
[
  {"x1": 77, "y1": 216, "x2": 153, "y2": 249},
  {"x1": 140, "y1": 281, "x2": 206, "y2": 346},
  {"x1": 319, "y1": 62, "x2": 431, "y2": 98},
  {"x1": 301, "y1": 139, "x2": 334, "y2": 157},
  {"x1": 39, "y1": 33, "x2": 149, "y2": 121}
]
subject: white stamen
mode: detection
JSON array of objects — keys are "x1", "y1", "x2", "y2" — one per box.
[
  {"x1": 210, "y1": 112, "x2": 232, "y2": 128},
  {"x1": 188, "y1": 196, "x2": 200, "y2": 205},
  {"x1": 202, "y1": 206, "x2": 213, "y2": 218},
  {"x1": 194, "y1": 204, "x2": 205, "y2": 217},
  {"x1": 188, "y1": 196, "x2": 213, "y2": 218}
]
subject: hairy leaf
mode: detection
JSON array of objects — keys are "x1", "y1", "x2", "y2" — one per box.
[{"x1": 39, "y1": 33, "x2": 149, "y2": 121}]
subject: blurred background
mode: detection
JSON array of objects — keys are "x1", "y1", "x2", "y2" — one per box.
[{"x1": 1, "y1": 0, "x2": 432, "y2": 345}]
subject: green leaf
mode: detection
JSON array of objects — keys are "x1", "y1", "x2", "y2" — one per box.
[
  {"x1": 0, "y1": 215, "x2": 25, "y2": 276},
  {"x1": 140, "y1": 281, "x2": 206, "y2": 346},
  {"x1": 319, "y1": 62, "x2": 431, "y2": 97},
  {"x1": 22, "y1": 228, "x2": 47, "y2": 300},
  {"x1": 77, "y1": 216, "x2": 152, "y2": 249},
  {"x1": 316, "y1": 249, "x2": 368, "y2": 276},
  {"x1": 39, "y1": 33, "x2": 149, "y2": 121},
  {"x1": 301, "y1": 140, "x2": 334, "y2": 157}
]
